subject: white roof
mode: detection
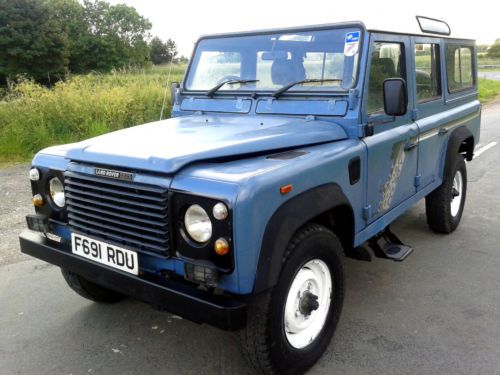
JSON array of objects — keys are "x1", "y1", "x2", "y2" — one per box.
[
  {"x1": 201, "y1": 15, "x2": 473, "y2": 41},
  {"x1": 335, "y1": 15, "x2": 472, "y2": 40}
]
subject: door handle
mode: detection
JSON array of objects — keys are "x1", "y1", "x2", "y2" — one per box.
[{"x1": 404, "y1": 142, "x2": 417, "y2": 151}]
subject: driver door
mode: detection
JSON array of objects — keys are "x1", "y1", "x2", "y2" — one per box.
[{"x1": 362, "y1": 33, "x2": 418, "y2": 224}]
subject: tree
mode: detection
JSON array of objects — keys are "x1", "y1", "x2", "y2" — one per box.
[
  {"x1": 166, "y1": 39, "x2": 178, "y2": 62},
  {"x1": 79, "y1": 0, "x2": 152, "y2": 69},
  {"x1": 0, "y1": 0, "x2": 68, "y2": 84},
  {"x1": 150, "y1": 37, "x2": 178, "y2": 65},
  {"x1": 45, "y1": 0, "x2": 88, "y2": 73},
  {"x1": 0, "y1": 0, "x2": 177, "y2": 83},
  {"x1": 488, "y1": 43, "x2": 500, "y2": 58},
  {"x1": 177, "y1": 55, "x2": 189, "y2": 64},
  {"x1": 150, "y1": 37, "x2": 169, "y2": 65},
  {"x1": 477, "y1": 44, "x2": 490, "y2": 54}
]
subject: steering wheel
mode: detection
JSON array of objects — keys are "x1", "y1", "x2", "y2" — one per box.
[{"x1": 216, "y1": 75, "x2": 241, "y2": 84}]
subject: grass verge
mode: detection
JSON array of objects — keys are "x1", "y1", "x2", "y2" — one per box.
[
  {"x1": 0, "y1": 65, "x2": 185, "y2": 164},
  {"x1": 478, "y1": 78, "x2": 500, "y2": 103}
]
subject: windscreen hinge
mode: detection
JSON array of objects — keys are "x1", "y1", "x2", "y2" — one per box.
[
  {"x1": 348, "y1": 89, "x2": 359, "y2": 110},
  {"x1": 363, "y1": 123, "x2": 374, "y2": 137}
]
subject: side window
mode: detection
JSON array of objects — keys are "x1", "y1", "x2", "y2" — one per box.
[
  {"x1": 446, "y1": 45, "x2": 474, "y2": 92},
  {"x1": 414, "y1": 43, "x2": 441, "y2": 102},
  {"x1": 367, "y1": 42, "x2": 405, "y2": 114}
]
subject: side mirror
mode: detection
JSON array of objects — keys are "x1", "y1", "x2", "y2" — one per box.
[
  {"x1": 383, "y1": 78, "x2": 408, "y2": 116},
  {"x1": 171, "y1": 82, "x2": 180, "y2": 104}
]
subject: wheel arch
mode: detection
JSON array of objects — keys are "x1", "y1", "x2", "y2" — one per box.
[
  {"x1": 253, "y1": 183, "x2": 354, "y2": 294},
  {"x1": 445, "y1": 126, "x2": 474, "y2": 174}
]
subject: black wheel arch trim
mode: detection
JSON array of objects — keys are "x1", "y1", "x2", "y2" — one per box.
[
  {"x1": 445, "y1": 126, "x2": 474, "y2": 175},
  {"x1": 253, "y1": 183, "x2": 353, "y2": 293}
]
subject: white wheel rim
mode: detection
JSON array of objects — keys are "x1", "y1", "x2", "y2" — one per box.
[
  {"x1": 450, "y1": 170, "x2": 463, "y2": 217},
  {"x1": 284, "y1": 259, "x2": 332, "y2": 349}
]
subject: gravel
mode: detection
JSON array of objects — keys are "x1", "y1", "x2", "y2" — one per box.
[{"x1": 0, "y1": 163, "x2": 33, "y2": 266}]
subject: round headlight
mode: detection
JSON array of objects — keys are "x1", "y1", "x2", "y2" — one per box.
[
  {"x1": 49, "y1": 177, "x2": 65, "y2": 208},
  {"x1": 184, "y1": 204, "x2": 212, "y2": 243}
]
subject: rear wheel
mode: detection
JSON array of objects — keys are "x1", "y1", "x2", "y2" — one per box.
[
  {"x1": 426, "y1": 154, "x2": 467, "y2": 233},
  {"x1": 61, "y1": 269, "x2": 125, "y2": 303},
  {"x1": 240, "y1": 224, "x2": 345, "y2": 375}
]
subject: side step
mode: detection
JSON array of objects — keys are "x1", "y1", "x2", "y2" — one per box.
[{"x1": 368, "y1": 226, "x2": 414, "y2": 261}]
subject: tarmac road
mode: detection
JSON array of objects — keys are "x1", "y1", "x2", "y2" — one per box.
[
  {"x1": 479, "y1": 70, "x2": 500, "y2": 81},
  {"x1": 1, "y1": 101, "x2": 500, "y2": 375}
]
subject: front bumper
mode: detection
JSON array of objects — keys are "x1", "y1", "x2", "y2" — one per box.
[{"x1": 19, "y1": 230, "x2": 246, "y2": 331}]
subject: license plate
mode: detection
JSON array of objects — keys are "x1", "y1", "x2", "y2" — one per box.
[{"x1": 71, "y1": 233, "x2": 138, "y2": 275}]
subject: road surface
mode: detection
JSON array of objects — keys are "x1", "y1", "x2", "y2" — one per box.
[
  {"x1": 1, "y1": 101, "x2": 500, "y2": 374},
  {"x1": 479, "y1": 70, "x2": 500, "y2": 81}
]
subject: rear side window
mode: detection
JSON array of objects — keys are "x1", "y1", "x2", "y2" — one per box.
[
  {"x1": 367, "y1": 42, "x2": 405, "y2": 113},
  {"x1": 446, "y1": 45, "x2": 474, "y2": 92},
  {"x1": 414, "y1": 43, "x2": 441, "y2": 102}
]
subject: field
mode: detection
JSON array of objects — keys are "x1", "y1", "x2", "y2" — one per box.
[
  {"x1": 0, "y1": 65, "x2": 185, "y2": 164},
  {"x1": 477, "y1": 55, "x2": 500, "y2": 69},
  {"x1": 1, "y1": 65, "x2": 499, "y2": 164}
]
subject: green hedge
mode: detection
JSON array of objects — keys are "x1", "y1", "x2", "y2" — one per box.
[{"x1": 0, "y1": 66, "x2": 184, "y2": 163}]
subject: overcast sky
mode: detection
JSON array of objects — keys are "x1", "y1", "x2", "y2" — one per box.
[{"x1": 108, "y1": 0, "x2": 499, "y2": 56}]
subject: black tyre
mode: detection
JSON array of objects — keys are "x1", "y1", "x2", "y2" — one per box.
[
  {"x1": 426, "y1": 153, "x2": 467, "y2": 233},
  {"x1": 61, "y1": 269, "x2": 125, "y2": 303},
  {"x1": 240, "y1": 224, "x2": 345, "y2": 375}
]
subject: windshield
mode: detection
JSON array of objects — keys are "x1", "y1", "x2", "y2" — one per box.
[{"x1": 185, "y1": 27, "x2": 361, "y2": 93}]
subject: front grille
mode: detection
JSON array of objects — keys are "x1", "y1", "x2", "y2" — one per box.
[{"x1": 65, "y1": 171, "x2": 170, "y2": 255}]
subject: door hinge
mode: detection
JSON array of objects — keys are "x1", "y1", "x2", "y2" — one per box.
[
  {"x1": 362, "y1": 205, "x2": 372, "y2": 220},
  {"x1": 411, "y1": 109, "x2": 418, "y2": 121},
  {"x1": 414, "y1": 174, "x2": 421, "y2": 188}
]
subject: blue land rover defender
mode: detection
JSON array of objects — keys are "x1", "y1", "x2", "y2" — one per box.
[{"x1": 20, "y1": 16, "x2": 480, "y2": 374}]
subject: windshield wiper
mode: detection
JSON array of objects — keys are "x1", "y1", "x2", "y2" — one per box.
[
  {"x1": 206, "y1": 79, "x2": 259, "y2": 97},
  {"x1": 272, "y1": 79, "x2": 343, "y2": 98}
]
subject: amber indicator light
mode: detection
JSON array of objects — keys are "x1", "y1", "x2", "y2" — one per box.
[
  {"x1": 214, "y1": 238, "x2": 230, "y2": 256},
  {"x1": 32, "y1": 194, "x2": 44, "y2": 207},
  {"x1": 280, "y1": 184, "x2": 293, "y2": 195}
]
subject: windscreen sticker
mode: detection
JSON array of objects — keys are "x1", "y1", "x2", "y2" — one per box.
[{"x1": 344, "y1": 31, "x2": 360, "y2": 57}]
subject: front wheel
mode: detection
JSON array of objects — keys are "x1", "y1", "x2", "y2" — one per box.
[
  {"x1": 426, "y1": 154, "x2": 467, "y2": 233},
  {"x1": 61, "y1": 269, "x2": 125, "y2": 303},
  {"x1": 240, "y1": 224, "x2": 345, "y2": 375}
]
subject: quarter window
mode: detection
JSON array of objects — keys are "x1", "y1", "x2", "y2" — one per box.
[
  {"x1": 367, "y1": 42, "x2": 405, "y2": 114},
  {"x1": 414, "y1": 43, "x2": 441, "y2": 102},
  {"x1": 446, "y1": 45, "x2": 474, "y2": 92}
]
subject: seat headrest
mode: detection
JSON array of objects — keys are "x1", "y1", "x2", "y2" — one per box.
[
  {"x1": 371, "y1": 58, "x2": 396, "y2": 77},
  {"x1": 271, "y1": 58, "x2": 306, "y2": 86}
]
